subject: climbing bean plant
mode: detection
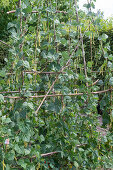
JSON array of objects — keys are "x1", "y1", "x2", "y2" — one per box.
[{"x1": 0, "y1": 0, "x2": 113, "y2": 169}]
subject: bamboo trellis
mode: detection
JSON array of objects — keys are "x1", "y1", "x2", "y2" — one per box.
[{"x1": 0, "y1": 0, "x2": 112, "y2": 161}]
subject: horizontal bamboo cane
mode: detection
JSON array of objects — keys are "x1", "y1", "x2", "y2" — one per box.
[
  {"x1": 7, "y1": 10, "x2": 67, "y2": 14},
  {"x1": 6, "y1": 71, "x2": 66, "y2": 75},
  {"x1": 3, "y1": 88, "x2": 112, "y2": 99}
]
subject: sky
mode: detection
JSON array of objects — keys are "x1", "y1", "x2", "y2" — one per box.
[{"x1": 79, "y1": 0, "x2": 113, "y2": 19}]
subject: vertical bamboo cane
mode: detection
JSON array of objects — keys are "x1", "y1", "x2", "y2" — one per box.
[{"x1": 74, "y1": 0, "x2": 88, "y2": 87}]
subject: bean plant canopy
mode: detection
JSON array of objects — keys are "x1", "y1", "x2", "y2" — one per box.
[{"x1": 0, "y1": 0, "x2": 113, "y2": 169}]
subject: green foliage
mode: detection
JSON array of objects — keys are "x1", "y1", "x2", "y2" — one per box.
[
  {"x1": 0, "y1": 0, "x2": 9, "y2": 7},
  {"x1": 0, "y1": 0, "x2": 113, "y2": 169},
  {"x1": 0, "y1": 0, "x2": 17, "y2": 68}
]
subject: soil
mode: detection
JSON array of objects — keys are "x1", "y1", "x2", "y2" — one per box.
[{"x1": 97, "y1": 115, "x2": 109, "y2": 136}]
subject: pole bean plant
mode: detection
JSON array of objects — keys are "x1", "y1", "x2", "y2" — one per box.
[{"x1": 0, "y1": 0, "x2": 113, "y2": 169}]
